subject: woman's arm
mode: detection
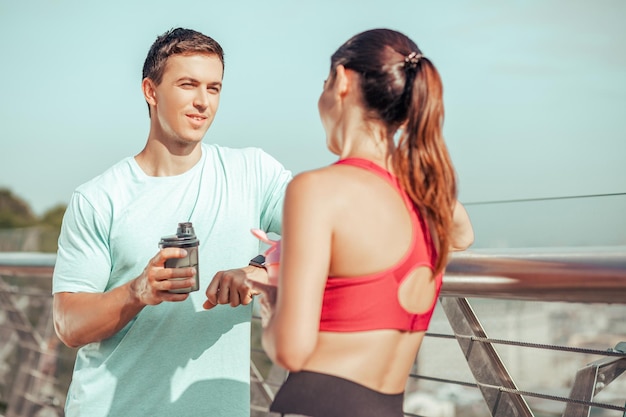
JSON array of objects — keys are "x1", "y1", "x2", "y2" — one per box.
[
  {"x1": 449, "y1": 201, "x2": 474, "y2": 251},
  {"x1": 261, "y1": 171, "x2": 332, "y2": 371}
]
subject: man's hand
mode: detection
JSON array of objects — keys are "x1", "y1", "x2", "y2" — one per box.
[
  {"x1": 203, "y1": 265, "x2": 265, "y2": 309},
  {"x1": 130, "y1": 248, "x2": 197, "y2": 305}
]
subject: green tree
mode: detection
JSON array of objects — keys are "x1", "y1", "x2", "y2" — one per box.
[
  {"x1": 40, "y1": 204, "x2": 66, "y2": 229},
  {"x1": 38, "y1": 204, "x2": 67, "y2": 252},
  {"x1": 0, "y1": 188, "x2": 67, "y2": 252},
  {"x1": 0, "y1": 188, "x2": 36, "y2": 228}
]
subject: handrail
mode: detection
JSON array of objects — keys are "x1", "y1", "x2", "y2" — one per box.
[
  {"x1": 2, "y1": 246, "x2": 626, "y2": 301},
  {"x1": 443, "y1": 246, "x2": 626, "y2": 303},
  {"x1": 2, "y1": 247, "x2": 626, "y2": 417},
  {"x1": 0, "y1": 252, "x2": 56, "y2": 277}
]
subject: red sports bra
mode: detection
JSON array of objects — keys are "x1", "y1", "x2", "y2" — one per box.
[{"x1": 318, "y1": 158, "x2": 442, "y2": 333}]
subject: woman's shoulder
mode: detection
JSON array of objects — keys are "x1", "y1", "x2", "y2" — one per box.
[
  {"x1": 285, "y1": 165, "x2": 365, "y2": 217},
  {"x1": 289, "y1": 164, "x2": 357, "y2": 191}
]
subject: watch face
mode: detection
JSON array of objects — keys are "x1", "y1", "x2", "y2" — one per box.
[{"x1": 249, "y1": 254, "x2": 266, "y2": 268}]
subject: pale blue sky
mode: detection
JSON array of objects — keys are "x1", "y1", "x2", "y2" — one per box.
[{"x1": 1, "y1": 0, "x2": 625, "y2": 246}]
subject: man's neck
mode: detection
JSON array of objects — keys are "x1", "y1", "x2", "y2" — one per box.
[{"x1": 134, "y1": 139, "x2": 203, "y2": 177}]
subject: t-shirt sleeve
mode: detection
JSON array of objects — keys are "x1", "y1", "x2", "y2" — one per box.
[
  {"x1": 52, "y1": 191, "x2": 112, "y2": 294},
  {"x1": 257, "y1": 150, "x2": 292, "y2": 235}
]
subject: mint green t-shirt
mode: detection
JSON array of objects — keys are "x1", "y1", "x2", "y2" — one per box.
[{"x1": 53, "y1": 143, "x2": 291, "y2": 417}]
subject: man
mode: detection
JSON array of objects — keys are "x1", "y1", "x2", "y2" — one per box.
[{"x1": 52, "y1": 28, "x2": 291, "y2": 417}]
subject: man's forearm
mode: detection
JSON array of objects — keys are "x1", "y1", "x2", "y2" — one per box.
[{"x1": 53, "y1": 281, "x2": 145, "y2": 348}]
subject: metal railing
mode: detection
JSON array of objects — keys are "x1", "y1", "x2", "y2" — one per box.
[
  {"x1": 431, "y1": 246, "x2": 626, "y2": 417},
  {"x1": 1, "y1": 247, "x2": 626, "y2": 417},
  {"x1": 251, "y1": 246, "x2": 626, "y2": 417}
]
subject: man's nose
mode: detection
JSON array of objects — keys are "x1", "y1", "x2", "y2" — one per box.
[{"x1": 193, "y1": 88, "x2": 209, "y2": 109}]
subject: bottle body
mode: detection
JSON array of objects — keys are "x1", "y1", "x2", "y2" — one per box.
[{"x1": 159, "y1": 222, "x2": 200, "y2": 293}]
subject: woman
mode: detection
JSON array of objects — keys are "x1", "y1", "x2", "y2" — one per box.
[{"x1": 253, "y1": 28, "x2": 474, "y2": 417}]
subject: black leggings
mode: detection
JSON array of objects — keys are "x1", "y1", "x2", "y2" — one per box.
[{"x1": 269, "y1": 371, "x2": 404, "y2": 417}]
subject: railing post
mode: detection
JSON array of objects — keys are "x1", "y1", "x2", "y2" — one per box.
[
  {"x1": 563, "y1": 349, "x2": 626, "y2": 417},
  {"x1": 440, "y1": 297, "x2": 534, "y2": 417}
]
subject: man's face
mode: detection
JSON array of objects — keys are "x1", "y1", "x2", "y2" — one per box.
[{"x1": 149, "y1": 53, "x2": 223, "y2": 146}]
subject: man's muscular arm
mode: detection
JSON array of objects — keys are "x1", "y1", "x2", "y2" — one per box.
[{"x1": 53, "y1": 248, "x2": 196, "y2": 348}]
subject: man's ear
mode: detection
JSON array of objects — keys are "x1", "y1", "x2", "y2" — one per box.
[{"x1": 142, "y1": 78, "x2": 157, "y2": 106}]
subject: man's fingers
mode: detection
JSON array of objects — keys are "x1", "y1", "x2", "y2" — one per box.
[
  {"x1": 236, "y1": 284, "x2": 254, "y2": 306},
  {"x1": 161, "y1": 275, "x2": 196, "y2": 292},
  {"x1": 203, "y1": 268, "x2": 256, "y2": 309},
  {"x1": 152, "y1": 267, "x2": 196, "y2": 286},
  {"x1": 218, "y1": 286, "x2": 231, "y2": 305},
  {"x1": 205, "y1": 271, "x2": 223, "y2": 306},
  {"x1": 203, "y1": 298, "x2": 218, "y2": 310},
  {"x1": 161, "y1": 292, "x2": 190, "y2": 303},
  {"x1": 152, "y1": 248, "x2": 188, "y2": 266}
]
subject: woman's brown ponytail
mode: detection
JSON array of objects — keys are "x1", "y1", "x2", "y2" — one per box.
[{"x1": 393, "y1": 58, "x2": 457, "y2": 275}]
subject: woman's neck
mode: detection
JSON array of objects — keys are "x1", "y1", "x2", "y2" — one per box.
[{"x1": 338, "y1": 121, "x2": 395, "y2": 172}]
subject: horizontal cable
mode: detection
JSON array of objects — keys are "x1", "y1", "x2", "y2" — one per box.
[
  {"x1": 463, "y1": 192, "x2": 626, "y2": 206},
  {"x1": 409, "y1": 373, "x2": 477, "y2": 388},
  {"x1": 426, "y1": 332, "x2": 626, "y2": 357},
  {"x1": 255, "y1": 323, "x2": 626, "y2": 359},
  {"x1": 409, "y1": 374, "x2": 626, "y2": 413},
  {"x1": 481, "y1": 382, "x2": 626, "y2": 413}
]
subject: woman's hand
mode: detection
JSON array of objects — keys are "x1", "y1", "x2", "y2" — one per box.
[{"x1": 246, "y1": 275, "x2": 277, "y2": 327}]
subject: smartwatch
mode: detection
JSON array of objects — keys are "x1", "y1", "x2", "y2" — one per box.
[{"x1": 249, "y1": 254, "x2": 266, "y2": 270}]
